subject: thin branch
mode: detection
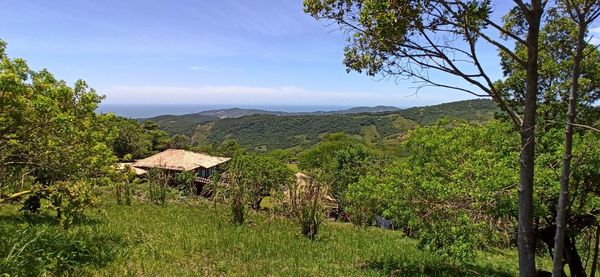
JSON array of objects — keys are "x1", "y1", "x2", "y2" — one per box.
[{"x1": 484, "y1": 18, "x2": 529, "y2": 46}]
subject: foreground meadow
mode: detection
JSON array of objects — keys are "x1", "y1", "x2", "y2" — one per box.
[{"x1": 1, "y1": 196, "x2": 546, "y2": 276}]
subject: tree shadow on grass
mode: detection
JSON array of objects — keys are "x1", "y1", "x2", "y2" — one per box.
[{"x1": 362, "y1": 256, "x2": 514, "y2": 277}]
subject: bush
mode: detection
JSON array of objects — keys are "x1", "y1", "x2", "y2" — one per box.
[
  {"x1": 19, "y1": 181, "x2": 98, "y2": 229},
  {"x1": 173, "y1": 171, "x2": 196, "y2": 196},
  {"x1": 344, "y1": 175, "x2": 384, "y2": 227}
]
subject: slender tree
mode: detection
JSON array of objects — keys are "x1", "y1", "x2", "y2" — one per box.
[{"x1": 553, "y1": 1, "x2": 600, "y2": 276}]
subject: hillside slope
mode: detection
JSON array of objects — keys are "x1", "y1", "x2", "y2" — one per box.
[
  {"x1": 203, "y1": 113, "x2": 417, "y2": 150},
  {"x1": 143, "y1": 99, "x2": 500, "y2": 150},
  {"x1": 397, "y1": 99, "x2": 499, "y2": 125}
]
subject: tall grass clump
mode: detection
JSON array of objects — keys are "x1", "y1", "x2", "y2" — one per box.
[
  {"x1": 230, "y1": 175, "x2": 246, "y2": 225},
  {"x1": 114, "y1": 165, "x2": 137, "y2": 205},
  {"x1": 289, "y1": 171, "x2": 330, "y2": 240},
  {"x1": 146, "y1": 169, "x2": 169, "y2": 205}
]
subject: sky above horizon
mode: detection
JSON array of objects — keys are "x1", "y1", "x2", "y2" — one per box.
[{"x1": 0, "y1": 0, "x2": 569, "y2": 107}]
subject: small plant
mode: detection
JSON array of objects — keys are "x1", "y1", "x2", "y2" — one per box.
[
  {"x1": 291, "y1": 171, "x2": 330, "y2": 240},
  {"x1": 146, "y1": 169, "x2": 169, "y2": 205},
  {"x1": 123, "y1": 181, "x2": 133, "y2": 205},
  {"x1": 173, "y1": 171, "x2": 196, "y2": 196},
  {"x1": 115, "y1": 164, "x2": 137, "y2": 205},
  {"x1": 229, "y1": 173, "x2": 246, "y2": 225}
]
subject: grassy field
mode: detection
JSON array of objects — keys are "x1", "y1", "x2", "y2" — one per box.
[{"x1": 0, "y1": 196, "x2": 535, "y2": 276}]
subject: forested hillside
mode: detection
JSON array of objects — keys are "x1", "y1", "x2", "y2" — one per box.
[
  {"x1": 144, "y1": 99, "x2": 498, "y2": 150},
  {"x1": 142, "y1": 114, "x2": 219, "y2": 136},
  {"x1": 203, "y1": 113, "x2": 417, "y2": 150},
  {"x1": 395, "y1": 99, "x2": 499, "y2": 125}
]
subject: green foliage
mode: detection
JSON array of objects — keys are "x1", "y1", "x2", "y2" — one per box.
[
  {"x1": 206, "y1": 113, "x2": 416, "y2": 150},
  {"x1": 140, "y1": 100, "x2": 497, "y2": 152},
  {"x1": 0, "y1": 39, "x2": 121, "y2": 217},
  {"x1": 0, "y1": 222, "x2": 123, "y2": 276},
  {"x1": 20, "y1": 181, "x2": 98, "y2": 229},
  {"x1": 146, "y1": 169, "x2": 170, "y2": 205},
  {"x1": 395, "y1": 99, "x2": 499, "y2": 125},
  {"x1": 173, "y1": 171, "x2": 196, "y2": 196},
  {"x1": 195, "y1": 139, "x2": 246, "y2": 158},
  {"x1": 230, "y1": 175, "x2": 246, "y2": 225},
  {"x1": 292, "y1": 171, "x2": 330, "y2": 240},
  {"x1": 229, "y1": 153, "x2": 294, "y2": 210},
  {"x1": 496, "y1": 8, "x2": 600, "y2": 126},
  {"x1": 346, "y1": 120, "x2": 520, "y2": 259},
  {"x1": 168, "y1": 134, "x2": 191, "y2": 150},
  {"x1": 299, "y1": 133, "x2": 376, "y2": 204},
  {"x1": 108, "y1": 117, "x2": 153, "y2": 159},
  {"x1": 345, "y1": 119, "x2": 599, "y2": 261},
  {"x1": 44, "y1": 181, "x2": 98, "y2": 229},
  {"x1": 344, "y1": 175, "x2": 386, "y2": 226},
  {"x1": 114, "y1": 181, "x2": 133, "y2": 206},
  {"x1": 142, "y1": 114, "x2": 218, "y2": 136},
  {"x1": 142, "y1": 121, "x2": 172, "y2": 153}
]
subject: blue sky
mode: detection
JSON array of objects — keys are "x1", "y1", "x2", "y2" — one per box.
[{"x1": 1, "y1": 0, "x2": 522, "y2": 107}]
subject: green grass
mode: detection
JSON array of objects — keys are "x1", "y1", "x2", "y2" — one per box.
[{"x1": 0, "y1": 196, "x2": 527, "y2": 276}]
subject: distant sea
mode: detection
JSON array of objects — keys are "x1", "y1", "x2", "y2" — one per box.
[{"x1": 97, "y1": 104, "x2": 353, "y2": 118}]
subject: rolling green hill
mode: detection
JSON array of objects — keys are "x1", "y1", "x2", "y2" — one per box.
[
  {"x1": 203, "y1": 113, "x2": 417, "y2": 150},
  {"x1": 396, "y1": 99, "x2": 499, "y2": 125},
  {"x1": 142, "y1": 99, "x2": 500, "y2": 150},
  {"x1": 140, "y1": 114, "x2": 219, "y2": 136}
]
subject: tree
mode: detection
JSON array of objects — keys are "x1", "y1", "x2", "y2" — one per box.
[
  {"x1": 495, "y1": 4, "x2": 600, "y2": 274},
  {"x1": 348, "y1": 119, "x2": 599, "y2": 268},
  {"x1": 199, "y1": 139, "x2": 246, "y2": 158},
  {"x1": 168, "y1": 134, "x2": 191, "y2": 150},
  {"x1": 109, "y1": 117, "x2": 152, "y2": 159},
  {"x1": 142, "y1": 120, "x2": 171, "y2": 153},
  {"x1": 303, "y1": 1, "x2": 546, "y2": 274},
  {"x1": 299, "y1": 133, "x2": 374, "y2": 206},
  {"x1": 228, "y1": 153, "x2": 294, "y2": 210},
  {"x1": 552, "y1": 1, "x2": 600, "y2": 276},
  {"x1": 354, "y1": 120, "x2": 519, "y2": 259},
  {"x1": 0, "y1": 39, "x2": 120, "y2": 222}
]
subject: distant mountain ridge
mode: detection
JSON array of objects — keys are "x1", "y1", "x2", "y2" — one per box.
[
  {"x1": 140, "y1": 99, "x2": 500, "y2": 150},
  {"x1": 189, "y1": 105, "x2": 401, "y2": 118}
]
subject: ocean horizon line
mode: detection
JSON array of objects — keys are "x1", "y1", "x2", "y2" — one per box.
[{"x1": 97, "y1": 104, "x2": 363, "y2": 118}]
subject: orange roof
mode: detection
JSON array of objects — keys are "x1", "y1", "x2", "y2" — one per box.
[{"x1": 133, "y1": 149, "x2": 230, "y2": 171}]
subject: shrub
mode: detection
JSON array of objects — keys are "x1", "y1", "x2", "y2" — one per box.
[
  {"x1": 173, "y1": 171, "x2": 196, "y2": 196},
  {"x1": 19, "y1": 181, "x2": 98, "y2": 229},
  {"x1": 229, "y1": 171, "x2": 246, "y2": 225},
  {"x1": 290, "y1": 171, "x2": 330, "y2": 240},
  {"x1": 146, "y1": 169, "x2": 169, "y2": 205}
]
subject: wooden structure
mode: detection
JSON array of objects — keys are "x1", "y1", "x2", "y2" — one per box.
[{"x1": 132, "y1": 149, "x2": 230, "y2": 189}]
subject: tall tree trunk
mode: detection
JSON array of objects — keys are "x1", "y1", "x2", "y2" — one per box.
[
  {"x1": 564, "y1": 235, "x2": 587, "y2": 277},
  {"x1": 552, "y1": 14, "x2": 587, "y2": 277},
  {"x1": 591, "y1": 226, "x2": 600, "y2": 277},
  {"x1": 519, "y1": 3, "x2": 543, "y2": 276}
]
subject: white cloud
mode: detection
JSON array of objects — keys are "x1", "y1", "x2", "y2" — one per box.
[{"x1": 98, "y1": 85, "x2": 479, "y2": 107}]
